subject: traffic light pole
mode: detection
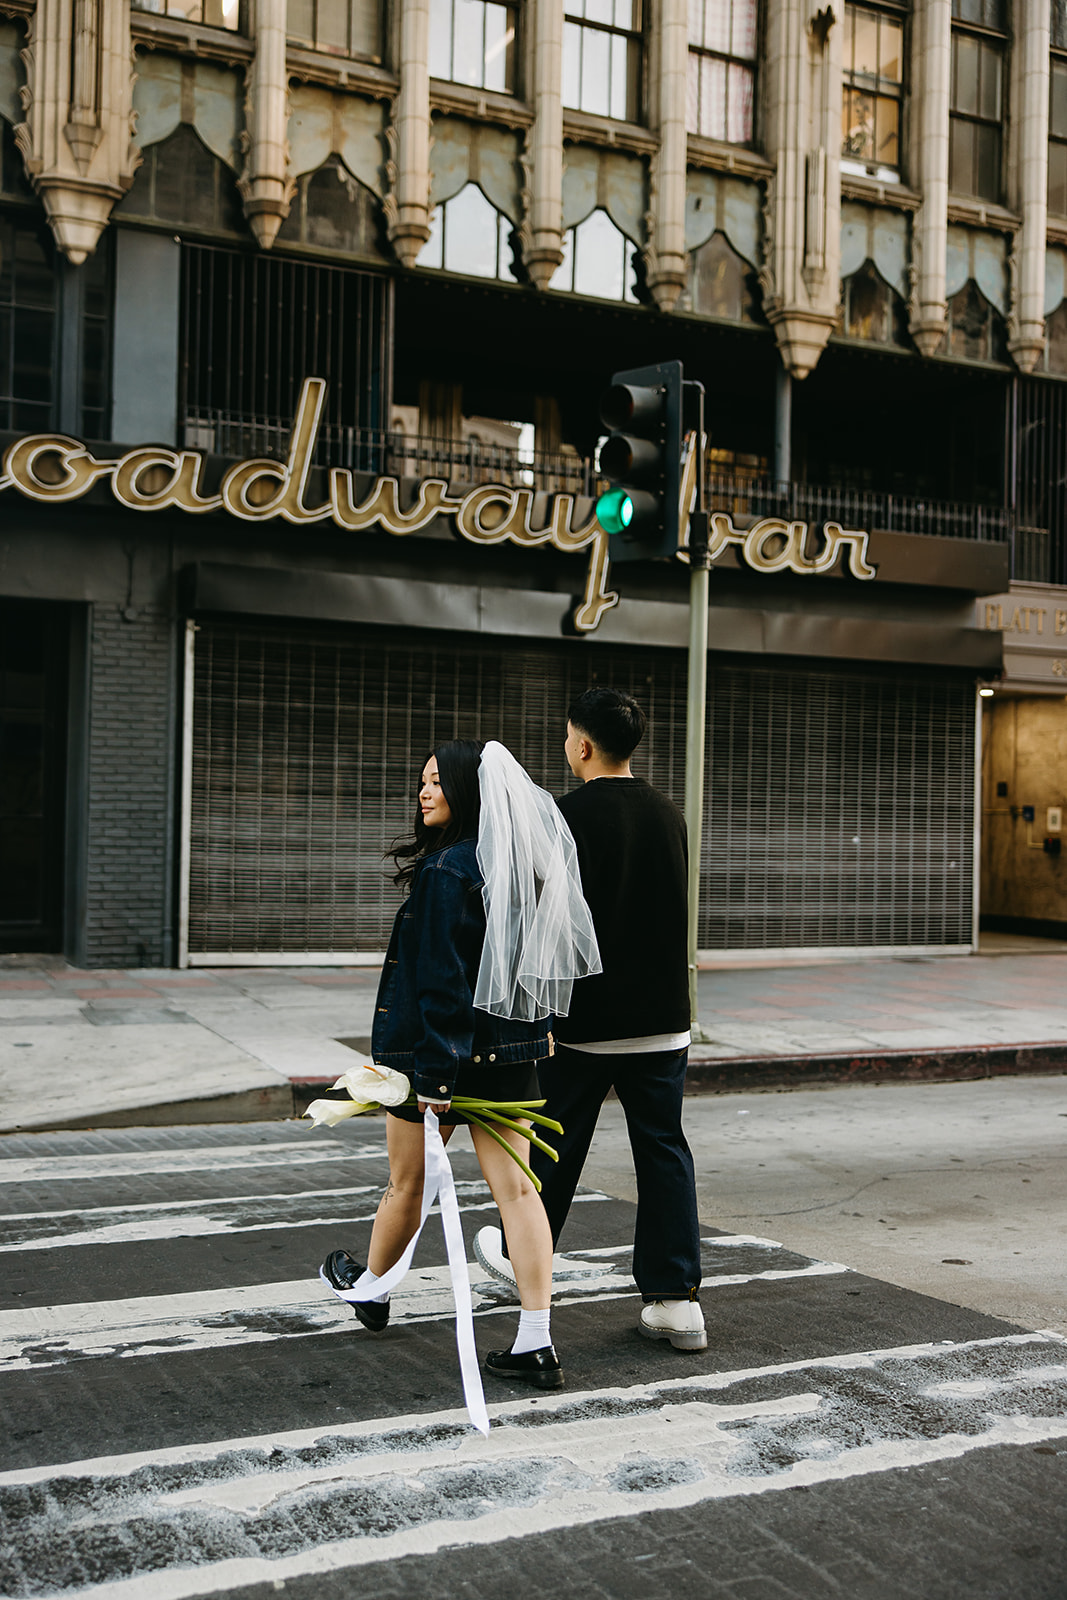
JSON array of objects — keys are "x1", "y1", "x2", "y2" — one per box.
[{"x1": 683, "y1": 384, "x2": 711, "y2": 1044}]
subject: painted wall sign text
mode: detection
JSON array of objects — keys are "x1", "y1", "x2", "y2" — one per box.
[{"x1": 707, "y1": 512, "x2": 878, "y2": 579}]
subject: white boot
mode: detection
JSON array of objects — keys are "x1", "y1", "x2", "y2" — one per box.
[
  {"x1": 474, "y1": 1225, "x2": 517, "y2": 1285},
  {"x1": 639, "y1": 1299, "x2": 707, "y2": 1350}
]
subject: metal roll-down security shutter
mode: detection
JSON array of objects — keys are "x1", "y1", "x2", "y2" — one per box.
[{"x1": 180, "y1": 619, "x2": 975, "y2": 962}]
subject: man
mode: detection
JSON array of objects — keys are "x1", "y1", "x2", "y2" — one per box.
[{"x1": 475, "y1": 686, "x2": 705, "y2": 1350}]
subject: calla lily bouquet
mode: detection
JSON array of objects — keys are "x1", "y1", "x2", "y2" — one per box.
[{"x1": 303, "y1": 1063, "x2": 562, "y2": 1191}]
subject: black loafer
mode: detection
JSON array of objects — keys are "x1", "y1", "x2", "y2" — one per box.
[
  {"x1": 319, "y1": 1249, "x2": 390, "y2": 1332},
  {"x1": 484, "y1": 1344, "x2": 564, "y2": 1389}
]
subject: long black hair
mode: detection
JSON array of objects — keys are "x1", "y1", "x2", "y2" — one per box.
[{"x1": 391, "y1": 738, "x2": 485, "y2": 888}]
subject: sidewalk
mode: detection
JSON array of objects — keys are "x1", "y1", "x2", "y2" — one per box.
[{"x1": 1, "y1": 932, "x2": 1066, "y2": 1132}]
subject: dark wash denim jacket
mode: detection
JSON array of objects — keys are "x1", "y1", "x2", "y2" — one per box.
[{"x1": 371, "y1": 836, "x2": 552, "y2": 1102}]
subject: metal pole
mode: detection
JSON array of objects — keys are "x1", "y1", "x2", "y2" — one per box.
[{"x1": 682, "y1": 381, "x2": 711, "y2": 1041}]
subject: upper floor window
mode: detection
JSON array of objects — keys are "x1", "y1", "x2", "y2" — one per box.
[
  {"x1": 418, "y1": 184, "x2": 518, "y2": 280},
  {"x1": 563, "y1": 0, "x2": 642, "y2": 123},
  {"x1": 132, "y1": 0, "x2": 241, "y2": 30},
  {"x1": 1051, "y1": 55, "x2": 1067, "y2": 214},
  {"x1": 288, "y1": 0, "x2": 379, "y2": 57},
  {"x1": 429, "y1": 0, "x2": 517, "y2": 91},
  {"x1": 0, "y1": 219, "x2": 55, "y2": 432},
  {"x1": 840, "y1": 3, "x2": 904, "y2": 180},
  {"x1": 550, "y1": 209, "x2": 638, "y2": 300},
  {"x1": 687, "y1": 0, "x2": 757, "y2": 144},
  {"x1": 949, "y1": 0, "x2": 1005, "y2": 202}
]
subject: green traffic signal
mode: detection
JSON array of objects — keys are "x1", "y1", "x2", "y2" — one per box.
[{"x1": 595, "y1": 486, "x2": 634, "y2": 533}]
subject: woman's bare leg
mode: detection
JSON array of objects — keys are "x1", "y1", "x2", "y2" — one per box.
[
  {"x1": 367, "y1": 1114, "x2": 454, "y2": 1276},
  {"x1": 470, "y1": 1120, "x2": 552, "y2": 1310}
]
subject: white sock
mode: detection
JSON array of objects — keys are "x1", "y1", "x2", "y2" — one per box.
[
  {"x1": 511, "y1": 1307, "x2": 551, "y2": 1354},
  {"x1": 361, "y1": 1268, "x2": 390, "y2": 1304}
]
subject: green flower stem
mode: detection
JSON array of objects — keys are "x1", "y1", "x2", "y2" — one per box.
[
  {"x1": 451, "y1": 1099, "x2": 564, "y2": 1135},
  {"x1": 463, "y1": 1113, "x2": 542, "y2": 1192},
  {"x1": 471, "y1": 1110, "x2": 560, "y2": 1162}
]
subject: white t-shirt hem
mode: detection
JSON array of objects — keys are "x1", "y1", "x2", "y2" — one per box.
[{"x1": 565, "y1": 1031, "x2": 691, "y2": 1055}]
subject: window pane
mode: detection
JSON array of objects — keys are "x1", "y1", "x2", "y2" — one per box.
[
  {"x1": 687, "y1": 52, "x2": 701, "y2": 130},
  {"x1": 731, "y1": 0, "x2": 757, "y2": 59},
  {"x1": 727, "y1": 62, "x2": 753, "y2": 142},
  {"x1": 1052, "y1": 60, "x2": 1067, "y2": 139},
  {"x1": 14, "y1": 232, "x2": 54, "y2": 310},
  {"x1": 978, "y1": 40, "x2": 1001, "y2": 120},
  {"x1": 949, "y1": 117, "x2": 974, "y2": 192},
  {"x1": 975, "y1": 120, "x2": 1000, "y2": 199},
  {"x1": 562, "y1": 20, "x2": 582, "y2": 105},
  {"x1": 453, "y1": 0, "x2": 485, "y2": 85},
  {"x1": 841, "y1": 4, "x2": 853, "y2": 70},
  {"x1": 703, "y1": 0, "x2": 731, "y2": 53},
  {"x1": 609, "y1": 32, "x2": 629, "y2": 118},
  {"x1": 348, "y1": 0, "x2": 378, "y2": 56},
  {"x1": 574, "y1": 211, "x2": 626, "y2": 298},
  {"x1": 613, "y1": 0, "x2": 636, "y2": 28},
  {"x1": 13, "y1": 309, "x2": 54, "y2": 402},
  {"x1": 701, "y1": 55, "x2": 727, "y2": 138},
  {"x1": 581, "y1": 24, "x2": 611, "y2": 114},
  {"x1": 843, "y1": 88, "x2": 876, "y2": 160},
  {"x1": 548, "y1": 229, "x2": 575, "y2": 291},
  {"x1": 1049, "y1": 140, "x2": 1067, "y2": 214},
  {"x1": 288, "y1": 0, "x2": 314, "y2": 43},
  {"x1": 585, "y1": 0, "x2": 613, "y2": 23},
  {"x1": 879, "y1": 16, "x2": 902, "y2": 82},
  {"x1": 687, "y1": 0, "x2": 704, "y2": 44},
  {"x1": 484, "y1": 2, "x2": 510, "y2": 90},
  {"x1": 953, "y1": 33, "x2": 979, "y2": 116},
  {"x1": 1054, "y1": 0, "x2": 1067, "y2": 51},
  {"x1": 316, "y1": 0, "x2": 350, "y2": 51},
  {"x1": 952, "y1": 0, "x2": 982, "y2": 24},
  {"x1": 443, "y1": 185, "x2": 500, "y2": 275},
  {"x1": 497, "y1": 213, "x2": 517, "y2": 281},
  {"x1": 852, "y1": 9, "x2": 878, "y2": 76},
  {"x1": 876, "y1": 92, "x2": 899, "y2": 165}
]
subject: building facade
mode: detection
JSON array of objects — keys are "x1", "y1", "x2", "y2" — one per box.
[{"x1": 5, "y1": 0, "x2": 1064, "y2": 967}]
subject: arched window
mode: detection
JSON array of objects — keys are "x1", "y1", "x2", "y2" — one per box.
[
  {"x1": 687, "y1": 230, "x2": 761, "y2": 321},
  {"x1": 550, "y1": 209, "x2": 638, "y2": 302},
  {"x1": 277, "y1": 157, "x2": 386, "y2": 259},
  {"x1": 837, "y1": 258, "x2": 909, "y2": 344},
  {"x1": 116, "y1": 124, "x2": 243, "y2": 234},
  {"x1": 417, "y1": 183, "x2": 517, "y2": 281},
  {"x1": 1043, "y1": 299, "x2": 1067, "y2": 375},
  {"x1": 945, "y1": 278, "x2": 1007, "y2": 362}
]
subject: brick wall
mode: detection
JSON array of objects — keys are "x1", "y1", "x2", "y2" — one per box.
[{"x1": 85, "y1": 604, "x2": 175, "y2": 967}]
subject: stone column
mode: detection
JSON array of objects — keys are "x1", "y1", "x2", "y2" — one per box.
[
  {"x1": 388, "y1": 0, "x2": 432, "y2": 266},
  {"x1": 909, "y1": 0, "x2": 951, "y2": 355},
  {"x1": 1009, "y1": 0, "x2": 1049, "y2": 371},
  {"x1": 647, "y1": 0, "x2": 688, "y2": 311},
  {"x1": 760, "y1": 0, "x2": 841, "y2": 379},
  {"x1": 239, "y1": 0, "x2": 291, "y2": 248},
  {"x1": 522, "y1": 0, "x2": 565, "y2": 288},
  {"x1": 15, "y1": 0, "x2": 138, "y2": 262}
]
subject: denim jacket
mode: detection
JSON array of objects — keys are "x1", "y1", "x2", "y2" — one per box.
[{"x1": 371, "y1": 836, "x2": 552, "y2": 1102}]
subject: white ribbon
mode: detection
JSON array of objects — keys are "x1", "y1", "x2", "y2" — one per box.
[{"x1": 344, "y1": 1109, "x2": 490, "y2": 1437}]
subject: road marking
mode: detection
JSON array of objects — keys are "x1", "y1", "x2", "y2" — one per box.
[
  {"x1": 0, "y1": 1142, "x2": 383, "y2": 1184},
  {"x1": 5, "y1": 1331, "x2": 1065, "y2": 1600},
  {"x1": 0, "y1": 1256, "x2": 849, "y2": 1370}
]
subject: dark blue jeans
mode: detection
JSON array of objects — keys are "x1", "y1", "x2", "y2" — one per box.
[{"x1": 524, "y1": 1043, "x2": 702, "y2": 1300}]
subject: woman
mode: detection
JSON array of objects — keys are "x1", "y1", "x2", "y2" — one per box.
[{"x1": 321, "y1": 738, "x2": 599, "y2": 1390}]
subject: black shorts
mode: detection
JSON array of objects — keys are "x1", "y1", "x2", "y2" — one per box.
[{"x1": 387, "y1": 1059, "x2": 542, "y2": 1125}]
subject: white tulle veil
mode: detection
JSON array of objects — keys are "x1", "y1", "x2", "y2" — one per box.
[{"x1": 474, "y1": 741, "x2": 601, "y2": 1021}]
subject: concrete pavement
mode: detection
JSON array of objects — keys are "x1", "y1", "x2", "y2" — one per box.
[{"x1": 2, "y1": 933, "x2": 1067, "y2": 1132}]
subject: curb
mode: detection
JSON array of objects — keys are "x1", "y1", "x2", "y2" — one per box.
[{"x1": 684, "y1": 1040, "x2": 1067, "y2": 1093}]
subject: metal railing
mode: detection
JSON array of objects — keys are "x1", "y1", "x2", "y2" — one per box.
[
  {"x1": 182, "y1": 411, "x2": 1014, "y2": 543},
  {"x1": 181, "y1": 413, "x2": 595, "y2": 494},
  {"x1": 702, "y1": 473, "x2": 1013, "y2": 543}
]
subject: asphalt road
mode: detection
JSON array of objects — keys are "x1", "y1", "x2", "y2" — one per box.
[{"x1": 1, "y1": 1116, "x2": 1065, "y2": 1600}]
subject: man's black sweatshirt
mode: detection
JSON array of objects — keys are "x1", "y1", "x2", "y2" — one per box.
[{"x1": 555, "y1": 776, "x2": 691, "y2": 1044}]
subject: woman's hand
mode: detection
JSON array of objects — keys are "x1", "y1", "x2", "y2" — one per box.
[{"x1": 418, "y1": 1096, "x2": 452, "y2": 1118}]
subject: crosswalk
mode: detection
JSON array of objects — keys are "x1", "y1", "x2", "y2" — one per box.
[{"x1": 2, "y1": 1119, "x2": 1066, "y2": 1600}]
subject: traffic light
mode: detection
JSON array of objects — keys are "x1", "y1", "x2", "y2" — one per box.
[{"x1": 595, "y1": 360, "x2": 684, "y2": 562}]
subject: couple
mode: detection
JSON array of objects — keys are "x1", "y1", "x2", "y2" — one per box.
[{"x1": 320, "y1": 687, "x2": 704, "y2": 1390}]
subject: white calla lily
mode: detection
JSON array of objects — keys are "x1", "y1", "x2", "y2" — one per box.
[
  {"x1": 302, "y1": 1097, "x2": 375, "y2": 1128},
  {"x1": 332, "y1": 1063, "x2": 412, "y2": 1107}
]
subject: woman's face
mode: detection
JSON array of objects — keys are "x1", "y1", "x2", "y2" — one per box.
[{"x1": 419, "y1": 756, "x2": 453, "y2": 830}]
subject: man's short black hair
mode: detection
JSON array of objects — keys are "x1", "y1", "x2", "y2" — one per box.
[{"x1": 568, "y1": 687, "x2": 647, "y2": 763}]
